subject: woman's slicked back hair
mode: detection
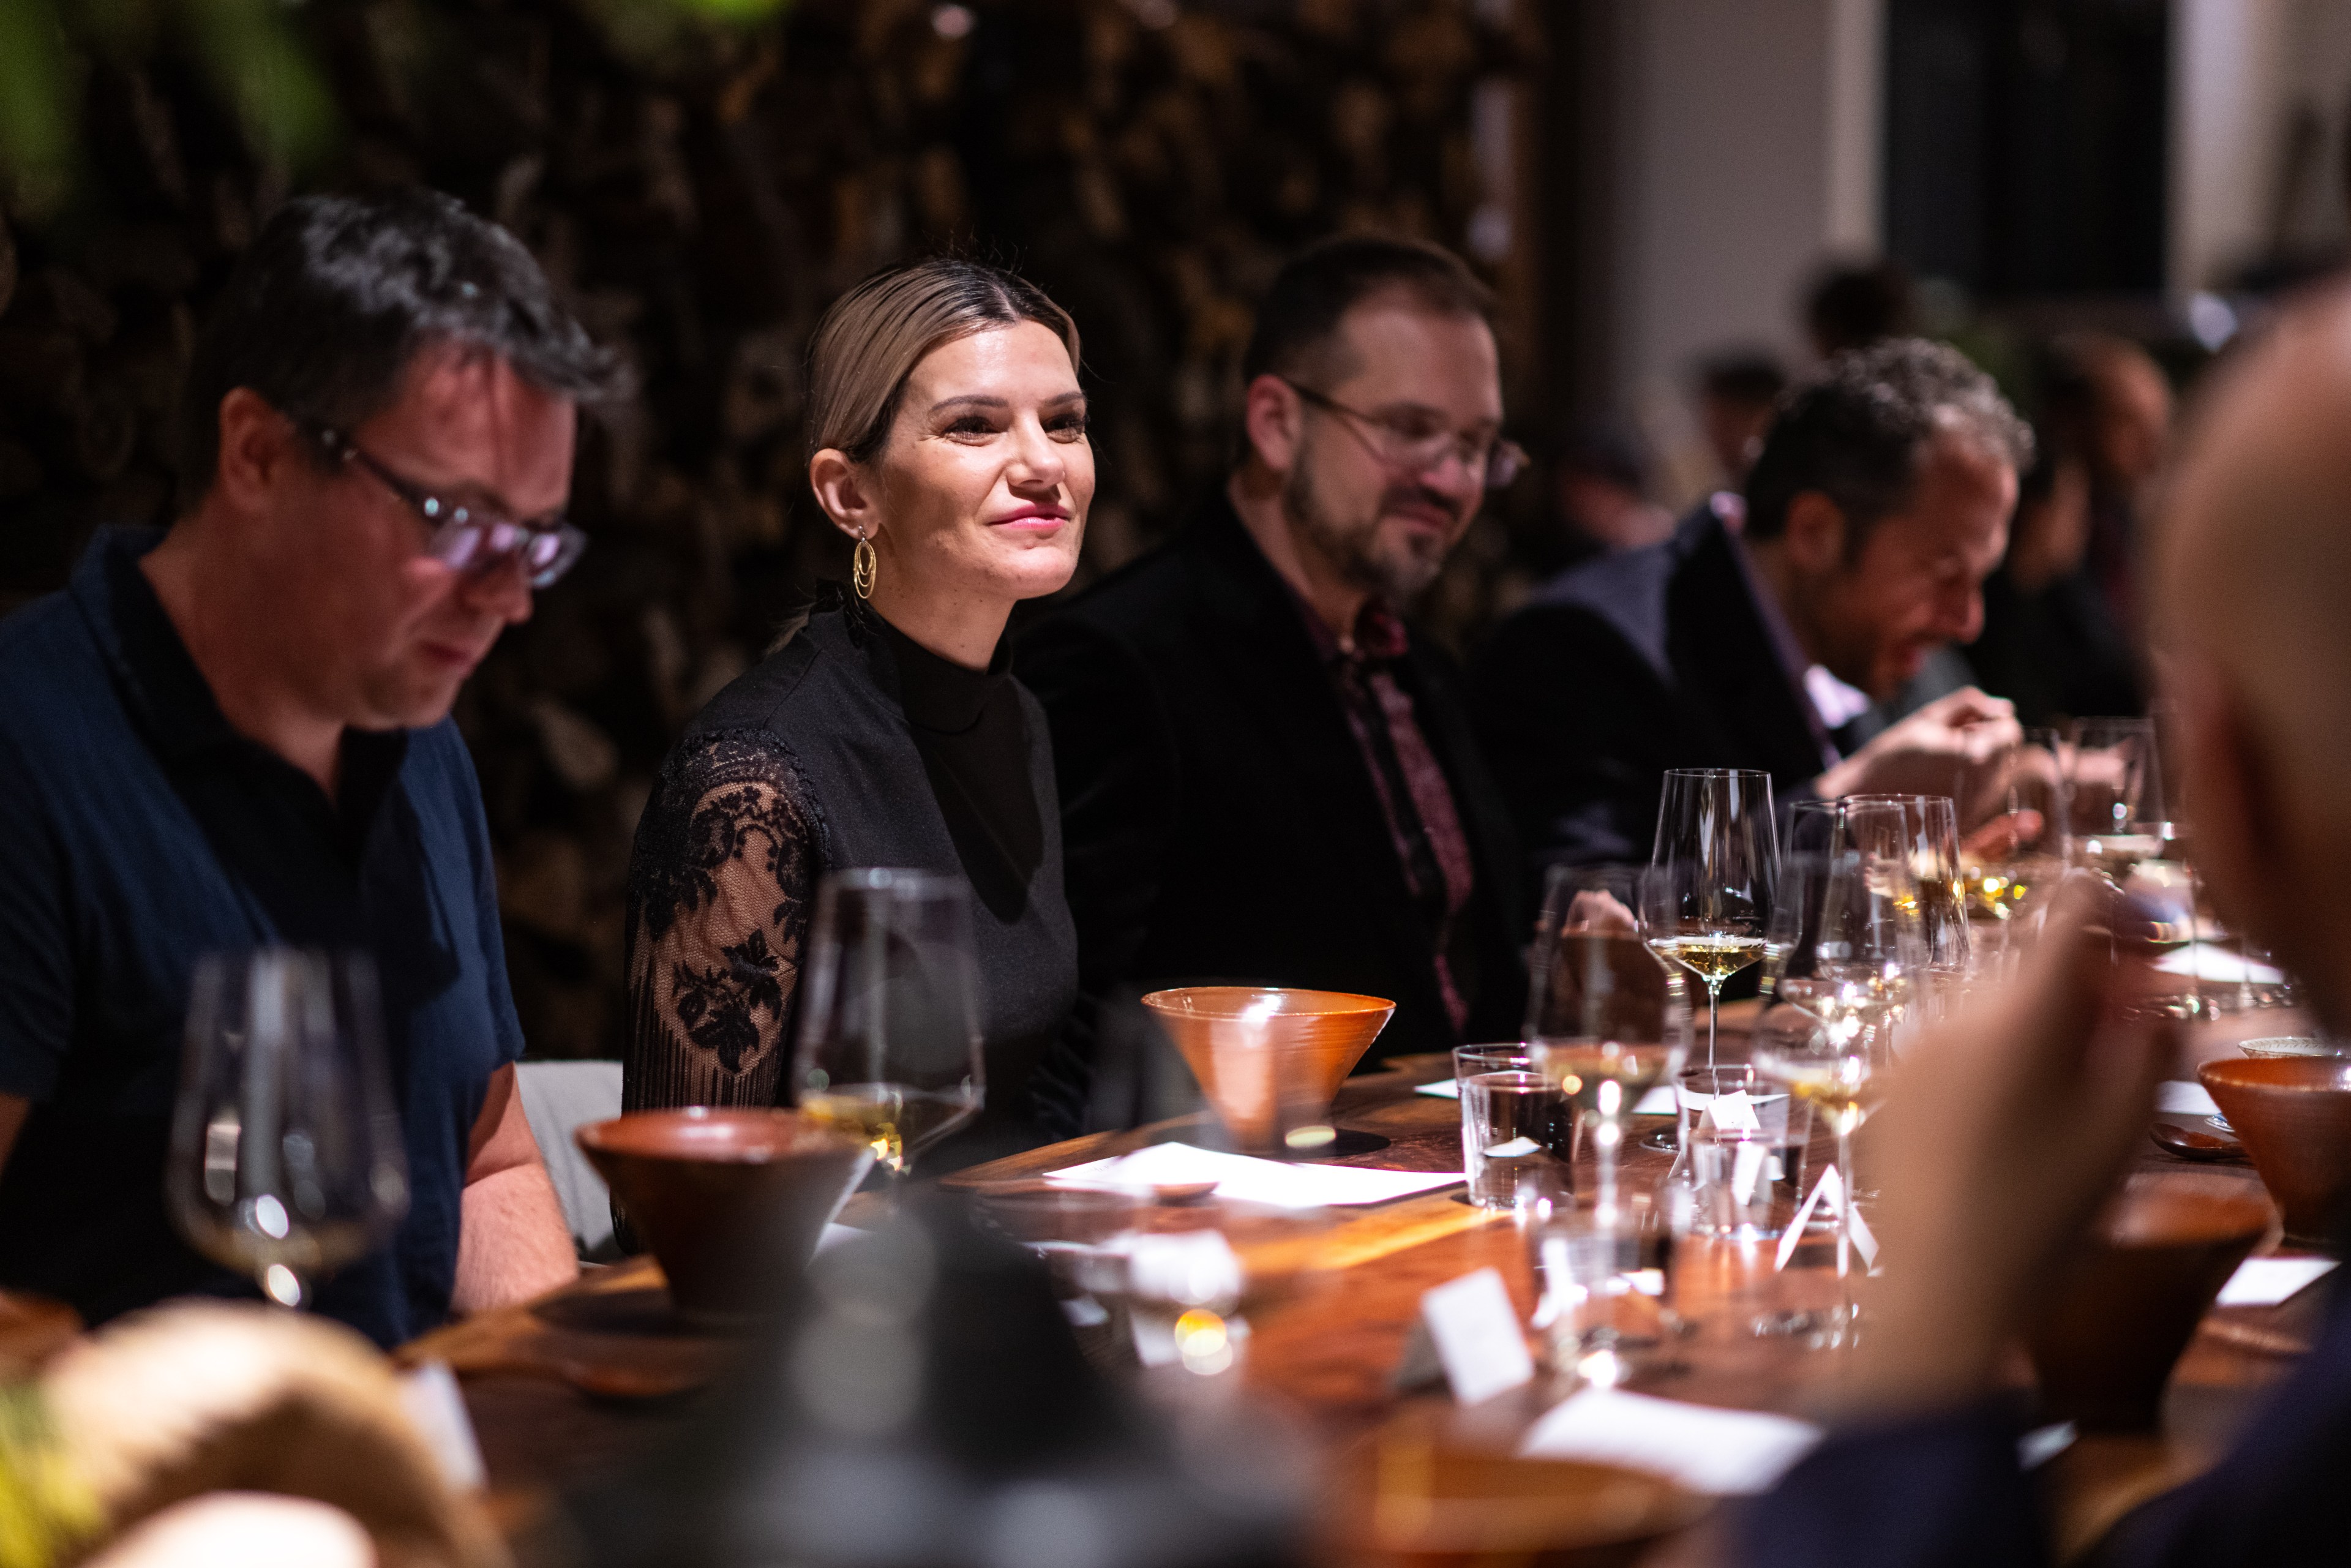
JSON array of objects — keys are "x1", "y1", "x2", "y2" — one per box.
[{"x1": 806, "y1": 258, "x2": 1081, "y2": 464}]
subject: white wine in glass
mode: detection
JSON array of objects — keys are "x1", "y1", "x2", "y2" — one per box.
[
  {"x1": 1645, "y1": 769, "x2": 1777, "y2": 1071},
  {"x1": 792, "y1": 868, "x2": 986, "y2": 1187},
  {"x1": 167, "y1": 949, "x2": 410, "y2": 1310}
]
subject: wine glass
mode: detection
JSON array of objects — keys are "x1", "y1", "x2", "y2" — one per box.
[
  {"x1": 2066, "y1": 718, "x2": 2165, "y2": 879},
  {"x1": 791, "y1": 868, "x2": 985, "y2": 1188},
  {"x1": 1644, "y1": 769, "x2": 1777, "y2": 1070},
  {"x1": 1751, "y1": 805, "x2": 1927, "y2": 1345},
  {"x1": 1524, "y1": 865, "x2": 1692, "y2": 1224},
  {"x1": 1843, "y1": 793, "x2": 1973, "y2": 1011},
  {"x1": 167, "y1": 949, "x2": 410, "y2": 1310}
]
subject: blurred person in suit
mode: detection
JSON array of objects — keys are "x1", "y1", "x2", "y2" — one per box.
[
  {"x1": 1472, "y1": 339, "x2": 2031, "y2": 870},
  {"x1": 1547, "y1": 415, "x2": 1676, "y2": 571},
  {"x1": 1692, "y1": 350, "x2": 1788, "y2": 487},
  {"x1": 1740, "y1": 272, "x2": 2351, "y2": 1568},
  {"x1": 1021, "y1": 236, "x2": 1526, "y2": 1071}
]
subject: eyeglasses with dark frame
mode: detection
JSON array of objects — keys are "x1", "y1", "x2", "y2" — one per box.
[
  {"x1": 1279, "y1": 377, "x2": 1529, "y2": 491},
  {"x1": 301, "y1": 421, "x2": 588, "y2": 589}
]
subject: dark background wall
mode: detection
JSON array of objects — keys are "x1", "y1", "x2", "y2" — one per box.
[{"x1": 0, "y1": 0, "x2": 1543, "y2": 1060}]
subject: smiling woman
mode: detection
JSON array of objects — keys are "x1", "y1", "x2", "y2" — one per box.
[{"x1": 621, "y1": 260, "x2": 1089, "y2": 1169}]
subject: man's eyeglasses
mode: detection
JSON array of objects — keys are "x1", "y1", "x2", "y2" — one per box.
[
  {"x1": 1281, "y1": 378, "x2": 1528, "y2": 491},
  {"x1": 303, "y1": 421, "x2": 587, "y2": 589}
]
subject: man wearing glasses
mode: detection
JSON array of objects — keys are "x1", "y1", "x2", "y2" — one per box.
[
  {"x1": 1023, "y1": 236, "x2": 1526, "y2": 1086},
  {"x1": 0, "y1": 189, "x2": 619, "y2": 1345}
]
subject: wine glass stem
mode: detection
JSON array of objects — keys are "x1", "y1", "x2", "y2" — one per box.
[
  {"x1": 1703, "y1": 979, "x2": 1725, "y2": 1070},
  {"x1": 1594, "y1": 1111, "x2": 1621, "y2": 1221},
  {"x1": 1835, "y1": 1124, "x2": 1857, "y2": 1340}
]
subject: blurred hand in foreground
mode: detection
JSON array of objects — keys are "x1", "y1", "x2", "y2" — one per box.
[
  {"x1": 1845, "y1": 874, "x2": 2177, "y2": 1414},
  {"x1": 1820, "y1": 688, "x2": 2022, "y2": 822}
]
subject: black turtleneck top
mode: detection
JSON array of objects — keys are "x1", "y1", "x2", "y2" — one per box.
[{"x1": 621, "y1": 593, "x2": 1078, "y2": 1158}]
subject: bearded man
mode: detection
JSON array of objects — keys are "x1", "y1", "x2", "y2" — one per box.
[{"x1": 1022, "y1": 236, "x2": 1524, "y2": 1081}]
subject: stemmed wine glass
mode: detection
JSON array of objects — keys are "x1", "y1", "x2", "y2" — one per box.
[
  {"x1": 167, "y1": 949, "x2": 410, "y2": 1310},
  {"x1": 791, "y1": 868, "x2": 985, "y2": 1191},
  {"x1": 1751, "y1": 801, "x2": 1928, "y2": 1345},
  {"x1": 1843, "y1": 793, "x2": 1973, "y2": 1014},
  {"x1": 1643, "y1": 769, "x2": 1777, "y2": 1070},
  {"x1": 2066, "y1": 717, "x2": 2166, "y2": 879},
  {"x1": 1524, "y1": 865, "x2": 1692, "y2": 1225}
]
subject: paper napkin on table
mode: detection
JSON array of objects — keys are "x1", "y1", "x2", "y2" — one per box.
[
  {"x1": 2218, "y1": 1256, "x2": 2338, "y2": 1307},
  {"x1": 2154, "y1": 945, "x2": 2286, "y2": 985},
  {"x1": 1045, "y1": 1141, "x2": 1463, "y2": 1209},
  {"x1": 2156, "y1": 1081, "x2": 2222, "y2": 1117},
  {"x1": 1518, "y1": 1387, "x2": 1823, "y2": 1495}
]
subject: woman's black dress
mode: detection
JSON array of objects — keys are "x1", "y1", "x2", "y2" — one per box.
[{"x1": 622, "y1": 590, "x2": 1081, "y2": 1166}]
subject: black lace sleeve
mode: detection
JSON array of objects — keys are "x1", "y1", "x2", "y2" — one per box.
[{"x1": 623, "y1": 730, "x2": 823, "y2": 1111}]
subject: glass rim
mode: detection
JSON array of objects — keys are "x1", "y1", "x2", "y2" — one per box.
[
  {"x1": 822, "y1": 866, "x2": 971, "y2": 897},
  {"x1": 1659, "y1": 767, "x2": 1773, "y2": 780}
]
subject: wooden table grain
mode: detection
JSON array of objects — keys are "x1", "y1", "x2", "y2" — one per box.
[{"x1": 415, "y1": 1026, "x2": 2322, "y2": 1562}]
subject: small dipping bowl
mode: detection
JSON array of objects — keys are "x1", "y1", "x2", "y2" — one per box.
[
  {"x1": 577, "y1": 1108, "x2": 870, "y2": 1328},
  {"x1": 1142, "y1": 986, "x2": 1395, "y2": 1155},
  {"x1": 2027, "y1": 1170, "x2": 2273, "y2": 1430},
  {"x1": 2240, "y1": 1037, "x2": 2349, "y2": 1060},
  {"x1": 2198, "y1": 1057, "x2": 2351, "y2": 1248}
]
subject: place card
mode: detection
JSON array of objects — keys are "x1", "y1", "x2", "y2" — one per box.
[
  {"x1": 1773, "y1": 1165, "x2": 1877, "y2": 1272},
  {"x1": 2156, "y1": 1081, "x2": 2222, "y2": 1117},
  {"x1": 1518, "y1": 1387, "x2": 1822, "y2": 1495},
  {"x1": 1045, "y1": 1141, "x2": 1464, "y2": 1209},
  {"x1": 1408, "y1": 1267, "x2": 1535, "y2": 1405},
  {"x1": 2154, "y1": 944, "x2": 2285, "y2": 985},
  {"x1": 1414, "y1": 1077, "x2": 1462, "y2": 1098},
  {"x1": 1707, "y1": 1090, "x2": 1761, "y2": 1132},
  {"x1": 2216, "y1": 1256, "x2": 2338, "y2": 1308},
  {"x1": 398, "y1": 1360, "x2": 486, "y2": 1491}
]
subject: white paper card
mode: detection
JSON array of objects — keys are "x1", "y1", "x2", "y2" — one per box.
[
  {"x1": 2217, "y1": 1256, "x2": 2338, "y2": 1307},
  {"x1": 1420, "y1": 1267, "x2": 1535, "y2": 1405},
  {"x1": 1633, "y1": 1086, "x2": 1678, "y2": 1116},
  {"x1": 1518, "y1": 1387, "x2": 1822, "y2": 1495},
  {"x1": 1773, "y1": 1165, "x2": 1877, "y2": 1272},
  {"x1": 398, "y1": 1361, "x2": 486, "y2": 1491},
  {"x1": 2154, "y1": 945, "x2": 2285, "y2": 985},
  {"x1": 1046, "y1": 1141, "x2": 1464, "y2": 1209},
  {"x1": 1708, "y1": 1090, "x2": 1762, "y2": 1132},
  {"x1": 2156, "y1": 1081, "x2": 2221, "y2": 1117},
  {"x1": 1415, "y1": 1077, "x2": 1463, "y2": 1098}
]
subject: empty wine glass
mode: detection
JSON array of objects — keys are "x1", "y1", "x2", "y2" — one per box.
[
  {"x1": 2066, "y1": 718, "x2": 2166, "y2": 879},
  {"x1": 792, "y1": 868, "x2": 985, "y2": 1188},
  {"x1": 1843, "y1": 793, "x2": 1973, "y2": 1007},
  {"x1": 1525, "y1": 865, "x2": 1692, "y2": 1223},
  {"x1": 1752, "y1": 806, "x2": 1928, "y2": 1346},
  {"x1": 167, "y1": 949, "x2": 410, "y2": 1310},
  {"x1": 1644, "y1": 770, "x2": 1777, "y2": 1070}
]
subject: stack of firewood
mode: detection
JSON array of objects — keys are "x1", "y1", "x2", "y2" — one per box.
[{"x1": 0, "y1": 0, "x2": 1536, "y2": 1060}]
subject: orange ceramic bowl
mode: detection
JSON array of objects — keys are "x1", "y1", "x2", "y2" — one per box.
[
  {"x1": 2199, "y1": 1057, "x2": 2351, "y2": 1247},
  {"x1": 1142, "y1": 986, "x2": 1394, "y2": 1154},
  {"x1": 577, "y1": 1108, "x2": 869, "y2": 1326}
]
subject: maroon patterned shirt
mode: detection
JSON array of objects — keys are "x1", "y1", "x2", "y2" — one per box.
[{"x1": 1288, "y1": 590, "x2": 1476, "y2": 1035}]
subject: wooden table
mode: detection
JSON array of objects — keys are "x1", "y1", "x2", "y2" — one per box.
[{"x1": 410, "y1": 1024, "x2": 2324, "y2": 1561}]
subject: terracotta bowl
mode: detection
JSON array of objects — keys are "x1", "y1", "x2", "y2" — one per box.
[
  {"x1": 2199, "y1": 1057, "x2": 2351, "y2": 1247},
  {"x1": 576, "y1": 1108, "x2": 870, "y2": 1327},
  {"x1": 2026, "y1": 1171, "x2": 2273, "y2": 1430},
  {"x1": 1142, "y1": 986, "x2": 1395, "y2": 1155}
]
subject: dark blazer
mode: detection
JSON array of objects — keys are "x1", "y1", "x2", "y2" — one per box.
[
  {"x1": 1018, "y1": 492, "x2": 1525, "y2": 1067},
  {"x1": 1471, "y1": 502, "x2": 1826, "y2": 871}
]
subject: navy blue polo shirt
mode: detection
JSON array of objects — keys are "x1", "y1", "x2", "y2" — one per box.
[{"x1": 0, "y1": 528, "x2": 525, "y2": 1346}]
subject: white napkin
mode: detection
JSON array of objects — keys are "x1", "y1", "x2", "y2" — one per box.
[
  {"x1": 2217, "y1": 1256, "x2": 2338, "y2": 1308},
  {"x1": 1518, "y1": 1387, "x2": 1822, "y2": 1495},
  {"x1": 2156, "y1": 1081, "x2": 2222, "y2": 1117},
  {"x1": 2154, "y1": 945, "x2": 2285, "y2": 984},
  {"x1": 1045, "y1": 1141, "x2": 1464, "y2": 1209},
  {"x1": 1414, "y1": 1079, "x2": 1678, "y2": 1115}
]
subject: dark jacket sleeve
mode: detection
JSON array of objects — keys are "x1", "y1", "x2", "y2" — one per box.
[
  {"x1": 1738, "y1": 1405, "x2": 2046, "y2": 1568},
  {"x1": 1469, "y1": 606, "x2": 1663, "y2": 872},
  {"x1": 1017, "y1": 613, "x2": 1181, "y2": 1002}
]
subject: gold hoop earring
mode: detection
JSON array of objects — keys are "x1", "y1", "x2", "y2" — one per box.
[{"x1": 852, "y1": 530, "x2": 878, "y2": 600}]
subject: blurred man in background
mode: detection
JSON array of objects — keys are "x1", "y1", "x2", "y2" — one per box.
[
  {"x1": 1742, "y1": 271, "x2": 2351, "y2": 1568},
  {"x1": 1692, "y1": 350, "x2": 1788, "y2": 487},
  {"x1": 1548, "y1": 415, "x2": 1674, "y2": 569},
  {"x1": 1804, "y1": 257, "x2": 1919, "y2": 359},
  {"x1": 1473, "y1": 338, "x2": 2030, "y2": 869}
]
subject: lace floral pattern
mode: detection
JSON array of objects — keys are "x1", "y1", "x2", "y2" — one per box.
[{"x1": 623, "y1": 730, "x2": 822, "y2": 1111}]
